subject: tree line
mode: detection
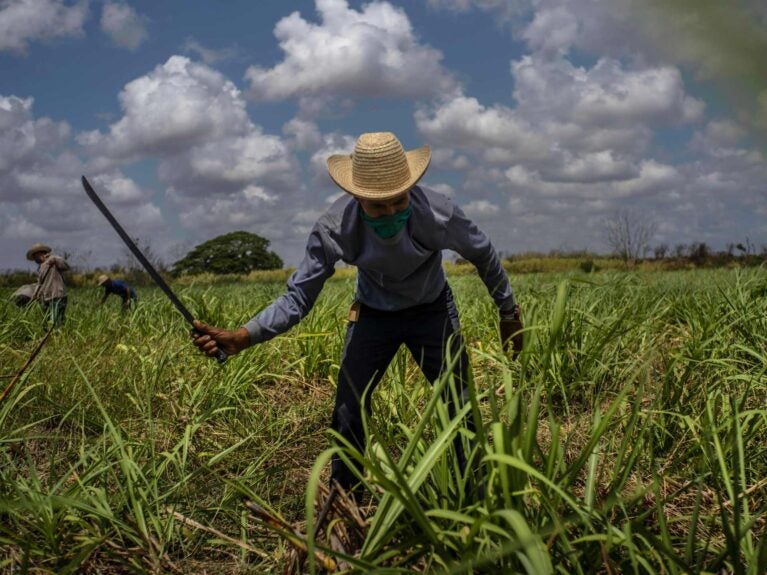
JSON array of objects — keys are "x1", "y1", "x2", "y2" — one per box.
[
  {"x1": 3, "y1": 221, "x2": 765, "y2": 289},
  {"x1": 602, "y1": 209, "x2": 766, "y2": 266}
]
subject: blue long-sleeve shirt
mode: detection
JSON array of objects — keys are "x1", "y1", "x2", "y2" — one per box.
[
  {"x1": 103, "y1": 279, "x2": 136, "y2": 300},
  {"x1": 243, "y1": 186, "x2": 516, "y2": 344}
]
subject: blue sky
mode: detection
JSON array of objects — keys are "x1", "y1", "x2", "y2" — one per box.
[{"x1": 2, "y1": 0, "x2": 766, "y2": 271}]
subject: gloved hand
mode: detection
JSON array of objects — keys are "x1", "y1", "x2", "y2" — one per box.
[{"x1": 499, "y1": 305, "x2": 523, "y2": 360}]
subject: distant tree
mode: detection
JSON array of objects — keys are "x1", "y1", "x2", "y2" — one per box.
[
  {"x1": 736, "y1": 237, "x2": 755, "y2": 255},
  {"x1": 653, "y1": 243, "x2": 669, "y2": 260},
  {"x1": 60, "y1": 247, "x2": 94, "y2": 272},
  {"x1": 172, "y1": 231, "x2": 283, "y2": 276},
  {"x1": 688, "y1": 242, "x2": 710, "y2": 266},
  {"x1": 120, "y1": 237, "x2": 166, "y2": 273},
  {"x1": 603, "y1": 209, "x2": 657, "y2": 264},
  {"x1": 674, "y1": 243, "x2": 689, "y2": 258}
]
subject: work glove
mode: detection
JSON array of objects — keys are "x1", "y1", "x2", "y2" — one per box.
[{"x1": 499, "y1": 305, "x2": 523, "y2": 360}]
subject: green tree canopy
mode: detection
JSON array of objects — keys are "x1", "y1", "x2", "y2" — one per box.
[{"x1": 172, "y1": 231, "x2": 283, "y2": 276}]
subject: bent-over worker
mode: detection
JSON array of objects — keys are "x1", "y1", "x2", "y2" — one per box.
[
  {"x1": 97, "y1": 275, "x2": 137, "y2": 310},
  {"x1": 191, "y1": 131, "x2": 523, "y2": 498}
]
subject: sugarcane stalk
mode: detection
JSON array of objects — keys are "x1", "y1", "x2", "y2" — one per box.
[
  {"x1": 244, "y1": 499, "x2": 337, "y2": 572},
  {"x1": 167, "y1": 508, "x2": 270, "y2": 559}
]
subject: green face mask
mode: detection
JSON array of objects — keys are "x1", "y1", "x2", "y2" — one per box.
[{"x1": 360, "y1": 205, "x2": 413, "y2": 239}]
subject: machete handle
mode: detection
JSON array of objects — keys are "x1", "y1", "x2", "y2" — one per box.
[{"x1": 190, "y1": 324, "x2": 228, "y2": 364}]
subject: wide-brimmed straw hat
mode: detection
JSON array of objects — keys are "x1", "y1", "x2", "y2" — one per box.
[
  {"x1": 26, "y1": 243, "x2": 51, "y2": 261},
  {"x1": 327, "y1": 132, "x2": 431, "y2": 200},
  {"x1": 97, "y1": 274, "x2": 110, "y2": 286}
]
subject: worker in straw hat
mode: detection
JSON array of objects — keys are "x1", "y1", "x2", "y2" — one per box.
[
  {"x1": 26, "y1": 242, "x2": 70, "y2": 327},
  {"x1": 97, "y1": 275, "x2": 137, "y2": 310},
  {"x1": 191, "y1": 131, "x2": 523, "y2": 498}
]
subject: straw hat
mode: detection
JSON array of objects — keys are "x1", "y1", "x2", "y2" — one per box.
[
  {"x1": 97, "y1": 274, "x2": 110, "y2": 286},
  {"x1": 327, "y1": 132, "x2": 431, "y2": 200},
  {"x1": 26, "y1": 243, "x2": 51, "y2": 261}
]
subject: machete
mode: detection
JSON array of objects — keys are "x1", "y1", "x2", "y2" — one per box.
[{"x1": 81, "y1": 175, "x2": 227, "y2": 364}]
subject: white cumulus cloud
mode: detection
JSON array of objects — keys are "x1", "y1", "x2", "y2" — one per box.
[
  {"x1": 0, "y1": 93, "x2": 167, "y2": 269},
  {"x1": 0, "y1": 0, "x2": 87, "y2": 53},
  {"x1": 77, "y1": 56, "x2": 308, "y2": 258},
  {"x1": 78, "y1": 56, "x2": 251, "y2": 159},
  {"x1": 415, "y1": 95, "x2": 550, "y2": 164},
  {"x1": 462, "y1": 199, "x2": 500, "y2": 218},
  {"x1": 100, "y1": 1, "x2": 148, "y2": 51},
  {"x1": 0, "y1": 95, "x2": 72, "y2": 201},
  {"x1": 244, "y1": 0, "x2": 457, "y2": 102},
  {"x1": 512, "y1": 56, "x2": 705, "y2": 127}
]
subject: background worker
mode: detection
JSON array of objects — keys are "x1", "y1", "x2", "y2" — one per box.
[
  {"x1": 26, "y1": 243, "x2": 69, "y2": 327},
  {"x1": 97, "y1": 275, "x2": 137, "y2": 310},
  {"x1": 191, "y1": 131, "x2": 523, "y2": 498}
]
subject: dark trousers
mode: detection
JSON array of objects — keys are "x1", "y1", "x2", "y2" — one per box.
[
  {"x1": 43, "y1": 296, "x2": 67, "y2": 327},
  {"x1": 330, "y1": 284, "x2": 472, "y2": 492}
]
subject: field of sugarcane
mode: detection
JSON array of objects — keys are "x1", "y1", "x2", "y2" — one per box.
[{"x1": 1, "y1": 267, "x2": 766, "y2": 574}]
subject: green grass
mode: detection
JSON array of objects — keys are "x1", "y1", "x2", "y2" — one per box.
[{"x1": 1, "y1": 268, "x2": 766, "y2": 573}]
